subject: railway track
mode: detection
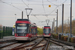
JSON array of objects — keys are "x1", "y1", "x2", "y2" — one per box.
[
  {"x1": 0, "y1": 38, "x2": 43, "y2": 50},
  {"x1": 13, "y1": 38, "x2": 44, "y2": 50},
  {"x1": 42, "y1": 39, "x2": 50, "y2": 50},
  {"x1": 50, "y1": 38, "x2": 74, "y2": 50},
  {"x1": 0, "y1": 39, "x2": 16, "y2": 44},
  {"x1": 26, "y1": 38, "x2": 50, "y2": 50},
  {"x1": 0, "y1": 42, "x2": 17, "y2": 49},
  {"x1": 0, "y1": 37, "x2": 74, "y2": 50},
  {"x1": 0, "y1": 38, "x2": 49, "y2": 50}
]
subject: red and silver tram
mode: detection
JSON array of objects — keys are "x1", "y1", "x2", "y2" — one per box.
[
  {"x1": 31, "y1": 26, "x2": 37, "y2": 37},
  {"x1": 43, "y1": 26, "x2": 51, "y2": 38},
  {"x1": 15, "y1": 19, "x2": 32, "y2": 41}
]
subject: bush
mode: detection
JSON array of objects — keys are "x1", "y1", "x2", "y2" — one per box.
[
  {"x1": 69, "y1": 37, "x2": 71, "y2": 42},
  {"x1": 68, "y1": 37, "x2": 75, "y2": 43},
  {"x1": 64, "y1": 36, "x2": 68, "y2": 41},
  {"x1": 52, "y1": 33, "x2": 75, "y2": 43},
  {"x1": 73, "y1": 38, "x2": 75, "y2": 43},
  {"x1": 52, "y1": 33, "x2": 58, "y2": 39},
  {"x1": 70, "y1": 37, "x2": 75, "y2": 43},
  {"x1": 56, "y1": 35, "x2": 58, "y2": 39},
  {"x1": 71, "y1": 37, "x2": 73, "y2": 43},
  {"x1": 37, "y1": 27, "x2": 43, "y2": 35},
  {"x1": 61, "y1": 36, "x2": 64, "y2": 41}
]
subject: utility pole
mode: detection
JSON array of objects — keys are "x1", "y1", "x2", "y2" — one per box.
[
  {"x1": 52, "y1": 18, "x2": 55, "y2": 33},
  {"x1": 22, "y1": 11, "x2": 23, "y2": 19},
  {"x1": 56, "y1": 9, "x2": 58, "y2": 34},
  {"x1": 70, "y1": 0, "x2": 72, "y2": 37},
  {"x1": 68, "y1": 0, "x2": 72, "y2": 42},
  {"x1": 62, "y1": 4, "x2": 64, "y2": 34}
]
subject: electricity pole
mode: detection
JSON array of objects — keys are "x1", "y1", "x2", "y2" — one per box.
[
  {"x1": 68, "y1": 0, "x2": 72, "y2": 42},
  {"x1": 52, "y1": 18, "x2": 55, "y2": 33},
  {"x1": 70, "y1": 0, "x2": 72, "y2": 37},
  {"x1": 56, "y1": 9, "x2": 58, "y2": 34},
  {"x1": 62, "y1": 4, "x2": 64, "y2": 34}
]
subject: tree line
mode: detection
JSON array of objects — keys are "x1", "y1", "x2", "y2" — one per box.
[{"x1": 54, "y1": 20, "x2": 75, "y2": 35}]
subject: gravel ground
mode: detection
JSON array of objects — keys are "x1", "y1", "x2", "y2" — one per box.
[{"x1": 48, "y1": 43, "x2": 74, "y2": 50}]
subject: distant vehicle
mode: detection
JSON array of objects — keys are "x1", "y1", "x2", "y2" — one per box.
[
  {"x1": 15, "y1": 19, "x2": 37, "y2": 41},
  {"x1": 43, "y1": 26, "x2": 51, "y2": 38}
]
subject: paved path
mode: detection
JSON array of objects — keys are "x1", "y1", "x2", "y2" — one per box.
[{"x1": 0, "y1": 36, "x2": 15, "y2": 41}]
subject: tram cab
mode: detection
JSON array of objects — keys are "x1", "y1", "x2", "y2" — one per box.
[
  {"x1": 15, "y1": 19, "x2": 32, "y2": 41},
  {"x1": 43, "y1": 26, "x2": 51, "y2": 38}
]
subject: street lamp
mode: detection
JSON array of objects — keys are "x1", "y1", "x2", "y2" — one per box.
[{"x1": 25, "y1": 8, "x2": 33, "y2": 20}]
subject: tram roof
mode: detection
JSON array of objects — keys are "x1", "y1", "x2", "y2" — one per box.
[
  {"x1": 44, "y1": 26, "x2": 50, "y2": 27},
  {"x1": 17, "y1": 19, "x2": 29, "y2": 21}
]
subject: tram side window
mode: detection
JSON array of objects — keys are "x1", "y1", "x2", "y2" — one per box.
[
  {"x1": 32, "y1": 29, "x2": 35, "y2": 33},
  {"x1": 31, "y1": 28, "x2": 37, "y2": 34},
  {"x1": 50, "y1": 29, "x2": 51, "y2": 33},
  {"x1": 29, "y1": 24, "x2": 31, "y2": 33}
]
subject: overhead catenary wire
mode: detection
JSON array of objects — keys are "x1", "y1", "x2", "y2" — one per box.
[
  {"x1": 47, "y1": 0, "x2": 58, "y2": 6},
  {"x1": 27, "y1": 0, "x2": 30, "y2": 7},
  {"x1": 21, "y1": 0, "x2": 29, "y2": 8},
  {"x1": 48, "y1": 0, "x2": 67, "y2": 14},
  {"x1": 42, "y1": 0, "x2": 46, "y2": 14},
  {"x1": 50, "y1": 6, "x2": 58, "y2": 14},
  {"x1": 0, "y1": 0, "x2": 22, "y2": 11},
  {"x1": 31, "y1": 15, "x2": 39, "y2": 20},
  {"x1": 47, "y1": 0, "x2": 67, "y2": 6},
  {"x1": 31, "y1": 0, "x2": 48, "y2": 20},
  {"x1": 41, "y1": 0, "x2": 67, "y2": 18}
]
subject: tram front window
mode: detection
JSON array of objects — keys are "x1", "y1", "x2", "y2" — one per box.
[
  {"x1": 17, "y1": 27, "x2": 27, "y2": 33},
  {"x1": 16, "y1": 23, "x2": 29, "y2": 33},
  {"x1": 44, "y1": 28, "x2": 50, "y2": 34}
]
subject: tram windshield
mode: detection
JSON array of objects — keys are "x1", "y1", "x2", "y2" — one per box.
[
  {"x1": 16, "y1": 23, "x2": 29, "y2": 33},
  {"x1": 44, "y1": 28, "x2": 50, "y2": 34},
  {"x1": 17, "y1": 27, "x2": 27, "y2": 33}
]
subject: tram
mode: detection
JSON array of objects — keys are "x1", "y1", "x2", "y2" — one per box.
[
  {"x1": 43, "y1": 26, "x2": 51, "y2": 38},
  {"x1": 15, "y1": 19, "x2": 32, "y2": 41}
]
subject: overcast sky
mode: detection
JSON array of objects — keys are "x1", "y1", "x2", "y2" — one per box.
[{"x1": 0, "y1": 0, "x2": 75, "y2": 28}]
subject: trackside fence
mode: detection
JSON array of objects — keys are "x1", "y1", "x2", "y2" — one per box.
[{"x1": 0, "y1": 26, "x2": 13, "y2": 39}]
